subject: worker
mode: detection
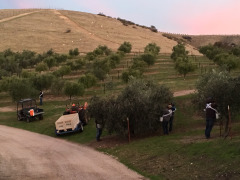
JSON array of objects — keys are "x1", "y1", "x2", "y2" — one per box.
[
  {"x1": 39, "y1": 90, "x2": 43, "y2": 105},
  {"x1": 29, "y1": 109, "x2": 34, "y2": 116}
]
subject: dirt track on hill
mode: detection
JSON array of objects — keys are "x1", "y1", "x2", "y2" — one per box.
[{"x1": 0, "y1": 125, "x2": 145, "y2": 180}]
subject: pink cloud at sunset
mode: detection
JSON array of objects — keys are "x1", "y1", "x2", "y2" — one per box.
[{"x1": 173, "y1": 1, "x2": 240, "y2": 35}]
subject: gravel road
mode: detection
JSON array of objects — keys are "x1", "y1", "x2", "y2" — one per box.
[{"x1": 0, "y1": 125, "x2": 145, "y2": 180}]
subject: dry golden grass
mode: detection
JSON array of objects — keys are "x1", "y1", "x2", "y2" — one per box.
[{"x1": 0, "y1": 9, "x2": 201, "y2": 55}]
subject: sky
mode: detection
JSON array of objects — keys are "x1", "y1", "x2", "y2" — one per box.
[{"x1": 0, "y1": 0, "x2": 240, "y2": 35}]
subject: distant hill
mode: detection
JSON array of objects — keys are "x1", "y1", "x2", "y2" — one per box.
[
  {"x1": 162, "y1": 33, "x2": 240, "y2": 49},
  {"x1": 0, "y1": 9, "x2": 201, "y2": 55}
]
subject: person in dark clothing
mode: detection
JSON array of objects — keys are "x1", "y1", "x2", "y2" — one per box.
[
  {"x1": 95, "y1": 117, "x2": 103, "y2": 141},
  {"x1": 205, "y1": 98, "x2": 218, "y2": 139},
  {"x1": 162, "y1": 105, "x2": 172, "y2": 135},
  {"x1": 39, "y1": 90, "x2": 43, "y2": 105},
  {"x1": 169, "y1": 103, "x2": 176, "y2": 132}
]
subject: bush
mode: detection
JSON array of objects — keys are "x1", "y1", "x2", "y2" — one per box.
[
  {"x1": 144, "y1": 43, "x2": 160, "y2": 56},
  {"x1": 31, "y1": 73, "x2": 55, "y2": 91},
  {"x1": 6, "y1": 77, "x2": 38, "y2": 101},
  {"x1": 140, "y1": 53, "x2": 156, "y2": 66},
  {"x1": 78, "y1": 73, "x2": 97, "y2": 88},
  {"x1": 118, "y1": 42, "x2": 132, "y2": 53}
]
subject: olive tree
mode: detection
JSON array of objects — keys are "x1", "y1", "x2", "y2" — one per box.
[
  {"x1": 88, "y1": 79, "x2": 173, "y2": 137},
  {"x1": 64, "y1": 82, "x2": 85, "y2": 100},
  {"x1": 175, "y1": 57, "x2": 196, "y2": 79},
  {"x1": 144, "y1": 43, "x2": 160, "y2": 56},
  {"x1": 118, "y1": 41, "x2": 132, "y2": 53},
  {"x1": 194, "y1": 70, "x2": 240, "y2": 134}
]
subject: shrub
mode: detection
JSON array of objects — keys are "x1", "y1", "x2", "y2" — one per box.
[
  {"x1": 144, "y1": 43, "x2": 160, "y2": 56},
  {"x1": 78, "y1": 73, "x2": 97, "y2": 88},
  {"x1": 118, "y1": 42, "x2": 132, "y2": 53}
]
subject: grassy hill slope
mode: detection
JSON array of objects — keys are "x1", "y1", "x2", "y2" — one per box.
[{"x1": 0, "y1": 9, "x2": 201, "y2": 55}]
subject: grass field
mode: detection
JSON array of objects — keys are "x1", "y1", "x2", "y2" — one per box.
[
  {"x1": 1, "y1": 92, "x2": 240, "y2": 179},
  {"x1": 0, "y1": 9, "x2": 201, "y2": 55}
]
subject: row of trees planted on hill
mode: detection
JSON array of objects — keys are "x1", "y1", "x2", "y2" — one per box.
[
  {"x1": 0, "y1": 41, "x2": 132, "y2": 101},
  {"x1": 122, "y1": 43, "x2": 160, "y2": 83},
  {"x1": 199, "y1": 42, "x2": 240, "y2": 72}
]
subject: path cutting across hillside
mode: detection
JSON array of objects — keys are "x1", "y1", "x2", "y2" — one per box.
[
  {"x1": 52, "y1": 10, "x2": 120, "y2": 47},
  {"x1": 0, "y1": 125, "x2": 145, "y2": 180},
  {"x1": 0, "y1": 10, "x2": 41, "y2": 23}
]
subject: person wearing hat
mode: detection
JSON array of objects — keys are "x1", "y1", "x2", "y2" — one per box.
[{"x1": 162, "y1": 105, "x2": 172, "y2": 135}]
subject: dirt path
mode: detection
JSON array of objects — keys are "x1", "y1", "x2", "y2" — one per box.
[
  {"x1": 173, "y1": 89, "x2": 195, "y2": 97},
  {"x1": 0, "y1": 125, "x2": 145, "y2": 180},
  {"x1": 0, "y1": 11, "x2": 41, "y2": 23},
  {"x1": 52, "y1": 10, "x2": 120, "y2": 46}
]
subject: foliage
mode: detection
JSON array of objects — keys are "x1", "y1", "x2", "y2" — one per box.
[
  {"x1": 69, "y1": 48, "x2": 80, "y2": 56},
  {"x1": 85, "y1": 52, "x2": 96, "y2": 61},
  {"x1": 92, "y1": 59, "x2": 110, "y2": 80},
  {"x1": 131, "y1": 57, "x2": 147, "y2": 73},
  {"x1": 88, "y1": 79, "x2": 173, "y2": 136},
  {"x1": 231, "y1": 46, "x2": 240, "y2": 57},
  {"x1": 55, "y1": 54, "x2": 68, "y2": 64},
  {"x1": 171, "y1": 43, "x2": 189, "y2": 61},
  {"x1": 64, "y1": 81, "x2": 85, "y2": 100},
  {"x1": 30, "y1": 73, "x2": 55, "y2": 91},
  {"x1": 118, "y1": 42, "x2": 132, "y2": 53},
  {"x1": 140, "y1": 53, "x2": 156, "y2": 66},
  {"x1": 0, "y1": 76, "x2": 38, "y2": 101},
  {"x1": 194, "y1": 70, "x2": 240, "y2": 132},
  {"x1": 213, "y1": 53, "x2": 240, "y2": 72},
  {"x1": 122, "y1": 69, "x2": 143, "y2": 83},
  {"x1": 175, "y1": 56, "x2": 196, "y2": 78},
  {"x1": 35, "y1": 62, "x2": 48, "y2": 72},
  {"x1": 51, "y1": 78, "x2": 65, "y2": 95},
  {"x1": 21, "y1": 70, "x2": 36, "y2": 78},
  {"x1": 43, "y1": 56, "x2": 56, "y2": 70},
  {"x1": 53, "y1": 65, "x2": 71, "y2": 78},
  {"x1": 199, "y1": 44, "x2": 224, "y2": 60},
  {"x1": 93, "y1": 45, "x2": 112, "y2": 56},
  {"x1": 150, "y1": 25, "x2": 158, "y2": 32},
  {"x1": 144, "y1": 43, "x2": 160, "y2": 56},
  {"x1": 78, "y1": 73, "x2": 97, "y2": 88},
  {"x1": 107, "y1": 53, "x2": 121, "y2": 68}
]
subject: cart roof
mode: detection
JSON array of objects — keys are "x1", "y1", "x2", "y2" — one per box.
[{"x1": 18, "y1": 98, "x2": 36, "y2": 103}]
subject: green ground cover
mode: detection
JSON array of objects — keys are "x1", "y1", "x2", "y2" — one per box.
[{"x1": 1, "y1": 54, "x2": 240, "y2": 179}]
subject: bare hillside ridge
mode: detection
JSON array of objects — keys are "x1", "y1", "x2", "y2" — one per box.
[{"x1": 0, "y1": 9, "x2": 201, "y2": 55}]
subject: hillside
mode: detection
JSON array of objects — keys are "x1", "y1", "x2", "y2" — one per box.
[
  {"x1": 0, "y1": 9, "x2": 201, "y2": 55},
  {"x1": 163, "y1": 33, "x2": 240, "y2": 48}
]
